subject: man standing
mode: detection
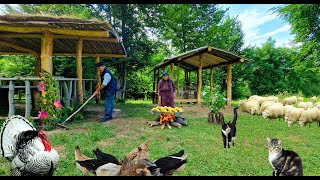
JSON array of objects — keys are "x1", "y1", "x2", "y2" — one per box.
[{"x1": 93, "y1": 61, "x2": 118, "y2": 122}]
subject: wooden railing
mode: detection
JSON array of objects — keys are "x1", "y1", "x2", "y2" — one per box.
[{"x1": 0, "y1": 77, "x2": 95, "y2": 119}]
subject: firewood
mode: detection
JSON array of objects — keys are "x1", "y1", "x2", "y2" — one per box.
[{"x1": 170, "y1": 122, "x2": 182, "y2": 128}]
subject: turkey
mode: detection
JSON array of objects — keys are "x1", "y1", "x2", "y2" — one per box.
[{"x1": 0, "y1": 115, "x2": 59, "y2": 176}]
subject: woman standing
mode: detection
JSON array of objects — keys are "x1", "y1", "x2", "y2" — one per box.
[{"x1": 158, "y1": 72, "x2": 176, "y2": 107}]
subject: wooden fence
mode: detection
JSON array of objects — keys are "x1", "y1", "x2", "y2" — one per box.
[{"x1": 0, "y1": 77, "x2": 95, "y2": 119}]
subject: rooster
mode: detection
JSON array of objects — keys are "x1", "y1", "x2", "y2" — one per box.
[{"x1": 0, "y1": 115, "x2": 59, "y2": 176}]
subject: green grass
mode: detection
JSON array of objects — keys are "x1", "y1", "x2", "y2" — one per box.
[{"x1": 0, "y1": 100, "x2": 319, "y2": 176}]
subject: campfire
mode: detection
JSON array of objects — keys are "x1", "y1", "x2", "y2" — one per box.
[{"x1": 148, "y1": 106, "x2": 187, "y2": 129}]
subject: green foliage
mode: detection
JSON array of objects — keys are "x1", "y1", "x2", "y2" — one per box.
[
  {"x1": 125, "y1": 68, "x2": 153, "y2": 100},
  {"x1": 202, "y1": 86, "x2": 227, "y2": 113},
  {"x1": 0, "y1": 56, "x2": 34, "y2": 77}
]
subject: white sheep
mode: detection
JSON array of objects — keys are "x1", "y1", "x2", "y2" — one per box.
[
  {"x1": 305, "y1": 102, "x2": 313, "y2": 109},
  {"x1": 315, "y1": 102, "x2": 320, "y2": 109},
  {"x1": 262, "y1": 104, "x2": 284, "y2": 120},
  {"x1": 298, "y1": 107, "x2": 320, "y2": 127},
  {"x1": 286, "y1": 107, "x2": 304, "y2": 127},
  {"x1": 266, "y1": 96, "x2": 279, "y2": 103},
  {"x1": 246, "y1": 100, "x2": 260, "y2": 115},
  {"x1": 297, "y1": 97, "x2": 304, "y2": 103},
  {"x1": 239, "y1": 100, "x2": 249, "y2": 113},
  {"x1": 260, "y1": 101, "x2": 275, "y2": 113},
  {"x1": 249, "y1": 95, "x2": 267, "y2": 105},
  {"x1": 284, "y1": 105, "x2": 296, "y2": 122},
  {"x1": 298, "y1": 102, "x2": 308, "y2": 110},
  {"x1": 310, "y1": 96, "x2": 317, "y2": 103},
  {"x1": 281, "y1": 96, "x2": 297, "y2": 105}
]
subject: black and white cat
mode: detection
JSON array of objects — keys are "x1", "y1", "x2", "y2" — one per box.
[
  {"x1": 267, "y1": 137, "x2": 303, "y2": 176},
  {"x1": 221, "y1": 107, "x2": 239, "y2": 148}
]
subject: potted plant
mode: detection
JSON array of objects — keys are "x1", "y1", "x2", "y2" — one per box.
[{"x1": 203, "y1": 90, "x2": 227, "y2": 124}]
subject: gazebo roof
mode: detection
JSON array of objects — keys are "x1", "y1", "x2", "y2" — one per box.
[
  {"x1": 0, "y1": 14, "x2": 126, "y2": 57},
  {"x1": 153, "y1": 45, "x2": 246, "y2": 71}
]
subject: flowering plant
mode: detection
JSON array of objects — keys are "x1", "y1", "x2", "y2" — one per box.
[{"x1": 37, "y1": 70, "x2": 63, "y2": 130}]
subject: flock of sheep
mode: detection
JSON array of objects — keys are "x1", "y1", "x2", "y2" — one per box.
[{"x1": 239, "y1": 95, "x2": 320, "y2": 127}]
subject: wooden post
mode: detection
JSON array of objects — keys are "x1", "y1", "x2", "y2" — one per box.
[
  {"x1": 197, "y1": 56, "x2": 203, "y2": 104},
  {"x1": 76, "y1": 38, "x2": 83, "y2": 104},
  {"x1": 170, "y1": 63, "x2": 174, "y2": 80},
  {"x1": 41, "y1": 31, "x2": 53, "y2": 98},
  {"x1": 210, "y1": 67, "x2": 214, "y2": 96},
  {"x1": 41, "y1": 31, "x2": 53, "y2": 74},
  {"x1": 227, "y1": 64, "x2": 232, "y2": 107},
  {"x1": 177, "y1": 63, "x2": 180, "y2": 95},
  {"x1": 25, "y1": 80, "x2": 31, "y2": 118},
  {"x1": 89, "y1": 81, "x2": 93, "y2": 97},
  {"x1": 156, "y1": 68, "x2": 160, "y2": 104},
  {"x1": 123, "y1": 63, "x2": 127, "y2": 99},
  {"x1": 32, "y1": 55, "x2": 41, "y2": 110},
  {"x1": 8, "y1": 80, "x2": 15, "y2": 117},
  {"x1": 73, "y1": 80, "x2": 77, "y2": 100},
  {"x1": 95, "y1": 56, "x2": 101, "y2": 104},
  {"x1": 63, "y1": 81, "x2": 70, "y2": 107},
  {"x1": 82, "y1": 80, "x2": 86, "y2": 99},
  {"x1": 153, "y1": 70, "x2": 156, "y2": 104},
  {"x1": 56, "y1": 81, "x2": 61, "y2": 99},
  {"x1": 68, "y1": 80, "x2": 73, "y2": 105}
]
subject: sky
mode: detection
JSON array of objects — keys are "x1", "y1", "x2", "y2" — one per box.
[{"x1": 219, "y1": 4, "x2": 295, "y2": 48}]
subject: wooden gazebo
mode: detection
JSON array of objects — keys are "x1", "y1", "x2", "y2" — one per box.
[
  {"x1": 0, "y1": 14, "x2": 126, "y2": 103},
  {"x1": 152, "y1": 46, "x2": 246, "y2": 106}
]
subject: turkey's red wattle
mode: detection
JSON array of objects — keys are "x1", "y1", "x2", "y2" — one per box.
[{"x1": 39, "y1": 135, "x2": 52, "y2": 151}]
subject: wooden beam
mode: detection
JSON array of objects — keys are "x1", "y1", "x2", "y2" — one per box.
[
  {"x1": 201, "y1": 59, "x2": 241, "y2": 70},
  {"x1": 170, "y1": 63, "x2": 174, "y2": 79},
  {"x1": 197, "y1": 55, "x2": 203, "y2": 104},
  {"x1": 227, "y1": 64, "x2": 232, "y2": 107},
  {"x1": 95, "y1": 56, "x2": 101, "y2": 104},
  {"x1": 52, "y1": 53, "x2": 126, "y2": 58},
  {"x1": 0, "y1": 40, "x2": 39, "y2": 56},
  {"x1": 0, "y1": 25, "x2": 109, "y2": 37},
  {"x1": 41, "y1": 31, "x2": 53, "y2": 74},
  {"x1": 0, "y1": 52, "x2": 32, "y2": 56},
  {"x1": 76, "y1": 38, "x2": 84, "y2": 104},
  {"x1": 210, "y1": 67, "x2": 213, "y2": 96},
  {"x1": 0, "y1": 33, "x2": 41, "y2": 39},
  {"x1": 54, "y1": 35, "x2": 118, "y2": 42}
]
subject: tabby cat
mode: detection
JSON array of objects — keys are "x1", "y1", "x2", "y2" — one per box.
[
  {"x1": 267, "y1": 138, "x2": 303, "y2": 176},
  {"x1": 221, "y1": 107, "x2": 239, "y2": 148}
]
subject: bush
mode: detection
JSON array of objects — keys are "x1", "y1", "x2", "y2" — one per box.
[{"x1": 202, "y1": 86, "x2": 227, "y2": 113}]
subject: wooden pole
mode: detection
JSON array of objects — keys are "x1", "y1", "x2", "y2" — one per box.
[
  {"x1": 63, "y1": 81, "x2": 70, "y2": 107},
  {"x1": 95, "y1": 56, "x2": 101, "y2": 104},
  {"x1": 177, "y1": 63, "x2": 180, "y2": 95},
  {"x1": 82, "y1": 80, "x2": 86, "y2": 99},
  {"x1": 227, "y1": 64, "x2": 232, "y2": 107},
  {"x1": 156, "y1": 68, "x2": 160, "y2": 104},
  {"x1": 123, "y1": 62, "x2": 127, "y2": 99},
  {"x1": 153, "y1": 70, "x2": 156, "y2": 104},
  {"x1": 197, "y1": 56, "x2": 203, "y2": 104},
  {"x1": 170, "y1": 63, "x2": 174, "y2": 80},
  {"x1": 89, "y1": 81, "x2": 93, "y2": 97},
  {"x1": 76, "y1": 38, "x2": 83, "y2": 104},
  {"x1": 8, "y1": 80, "x2": 15, "y2": 117},
  {"x1": 32, "y1": 55, "x2": 41, "y2": 110},
  {"x1": 41, "y1": 31, "x2": 53, "y2": 74},
  {"x1": 25, "y1": 80, "x2": 31, "y2": 118},
  {"x1": 210, "y1": 67, "x2": 213, "y2": 96}
]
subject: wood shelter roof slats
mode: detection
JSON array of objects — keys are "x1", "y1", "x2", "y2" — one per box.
[
  {"x1": 153, "y1": 45, "x2": 246, "y2": 71},
  {"x1": 0, "y1": 15, "x2": 126, "y2": 57}
]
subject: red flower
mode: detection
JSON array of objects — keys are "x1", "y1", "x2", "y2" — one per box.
[
  {"x1": 38, "y1": 111, "x2": 49, "y2": 121},
  {"x1": 37, "y1": 81, "x2": 46, "y2": 91},
  {"x1": 54, "y1": 100, "x2": 62, "y2": 109}
]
